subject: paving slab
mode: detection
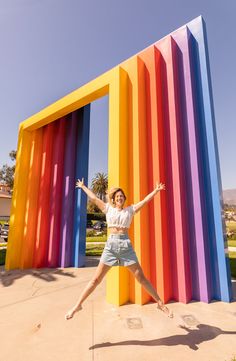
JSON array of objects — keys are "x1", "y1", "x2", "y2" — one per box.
[{"x1": 0, "y1": 259, "x2": 236, "y2": 361}]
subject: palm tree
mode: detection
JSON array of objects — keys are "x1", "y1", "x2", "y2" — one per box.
[{"x1": 91, "y1": 172, "x2": 108, "y2": 201}]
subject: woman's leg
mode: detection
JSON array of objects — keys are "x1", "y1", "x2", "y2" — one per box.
[
  {"x1": 127, "y1": 262, "x2": 173, "y2": 317},
  {"x1": 65, "y1": 261, "x2": 111, "y2": 320}
]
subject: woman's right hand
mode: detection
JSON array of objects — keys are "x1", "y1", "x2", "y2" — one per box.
[{"x1": 76, "y1": 178, "x2": 84, "y2": 188}]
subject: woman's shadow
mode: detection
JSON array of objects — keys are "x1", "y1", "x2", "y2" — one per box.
[{"x1": 89, "y1": 323, "x2": 236, "y2": 351}]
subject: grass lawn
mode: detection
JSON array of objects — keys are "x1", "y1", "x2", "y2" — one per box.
[
  {"x1": 0, "y1": 219, "x2": 9, "y2": 225},
  {"x1": 226, "y1": 221, "x2": 236, "y2": 232},
  {"x1": 227, "y1": 240, "x2": 236, "y2": 247},
  {"x1": 86, "y1": 235, "x2": 106, "y2": 243},
  {"x1": 86, "y1": 243, "x2": 104, "y2": 256}
]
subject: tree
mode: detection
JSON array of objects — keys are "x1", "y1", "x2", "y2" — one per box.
[
  {"x1": 9, "y1": 150, "x2": 17, "y2": 162},
  {"x1": 91, "y1": 172, "x2": 108, "y2": 201},
  {"x1": 0, "y1": 150, "x2": 17, "y2": 191},
  {"x1": 87, "y1": 200, "x2": 100, "y2": 213}
]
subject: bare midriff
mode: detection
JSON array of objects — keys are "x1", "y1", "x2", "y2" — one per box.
[{"x1": 108, "y1": 227, "x2": 129, "y2": 235}]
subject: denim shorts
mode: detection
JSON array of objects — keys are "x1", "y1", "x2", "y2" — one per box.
[{"x1": 100, "y1": 234, "x2": 139, "y2": 267}]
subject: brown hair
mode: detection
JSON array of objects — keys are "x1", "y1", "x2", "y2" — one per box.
[{"x1": 107, "y1": 187, "x2": 127, "y2": 207}]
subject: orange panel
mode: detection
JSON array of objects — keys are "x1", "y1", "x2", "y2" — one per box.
[
  {"x1": 121, "y1": 57, "x2": 150, "y2": 305},
  {"x1": 20, "y1": 129, "x2": 43, "y2": 269},
  {"x1": 139, "y1": 45, "x2": 172, "y2": 303}
]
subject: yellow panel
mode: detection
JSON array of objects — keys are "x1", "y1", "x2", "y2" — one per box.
[
  {"x1": 106, "y1": 66, "x2": 130, "y2": 306},
  {"x1": 5, "y1": 128, "x2": 32, "y2": 270},
  {"x1": 22, "y1": 70, "x2": 113, "y2": 131},
  {"x1": 106, "y1": 266, "x2": 130, "y2": 305}
]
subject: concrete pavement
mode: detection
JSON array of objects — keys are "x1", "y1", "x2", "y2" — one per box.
[{"x1": 0, "y1": 258, "x2": 236, "y2": 361}]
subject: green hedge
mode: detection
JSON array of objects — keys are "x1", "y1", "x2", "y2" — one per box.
[
  {"x1": 0, "y1": 248, "x2": 6, "y2": 266},
  {"x1": 230, "y1": 258, "x2": 236, "y2": 278},
  {"x1": 87, "y1": 212, "x2": 106, "y2": 221}
]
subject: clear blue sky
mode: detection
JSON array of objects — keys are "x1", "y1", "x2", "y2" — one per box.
[{"x1": 0, "y1": 0, "x2": 235, "y2": 189}]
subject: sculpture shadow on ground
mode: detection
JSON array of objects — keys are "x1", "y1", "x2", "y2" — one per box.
[
  {"x1": 0, "y1": 255, "x2": 100, "y2": 287},
  {"x1": 0, "y1": 267, "x2": 77, "y2": 287},
  {"x1": 89, "y1": 323, "x2": 236, "y2": 351}
]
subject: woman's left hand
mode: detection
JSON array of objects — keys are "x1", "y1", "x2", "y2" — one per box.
[{"x1": 156, "y1": 182, "x2": 165, "y2": 191}]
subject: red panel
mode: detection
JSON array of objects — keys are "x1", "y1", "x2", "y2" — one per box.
[
  {"x1": 156, "y1": 36, "x2": 192, "y2": 303},
  {"x1": 47, "y1": 118, "x2": 66, "y2": 267},
  {"x1": 34, "y1": 123, "x2": 54, "y2": 268}
]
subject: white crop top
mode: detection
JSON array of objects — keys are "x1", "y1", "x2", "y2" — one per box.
[{"x1": 102, "y1": 203, "x2": 135, "y2": 229}]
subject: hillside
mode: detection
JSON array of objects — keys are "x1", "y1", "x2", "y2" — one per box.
[{"x1": 223, "y1": 188, "x2": 236, "y2": 205}]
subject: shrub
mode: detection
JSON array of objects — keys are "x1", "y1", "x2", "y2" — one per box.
[
  {"x1": 229, "y1": 256, "x2": 236, "y2": 278},
  {"x1": 87, "y1": 213, "x2": 106, "y2": 221},
  {"x1": 0, "y1": 248, "x2": 6, "y2": 266},
  {"x1": 86, "y1": 230, "x2": 96, "y2": 237}
]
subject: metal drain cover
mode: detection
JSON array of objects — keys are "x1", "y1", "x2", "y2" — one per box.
[
  {"x1": 181, "y1": 314, "x2": 199, "y2": 327},
  {"x1": 126, "y1": 317, "x2": 143, "y2": 329}
]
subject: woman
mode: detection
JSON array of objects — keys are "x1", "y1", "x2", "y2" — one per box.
[{"x1": 65, "y1": 178, "x2": 173, "y2": 320}]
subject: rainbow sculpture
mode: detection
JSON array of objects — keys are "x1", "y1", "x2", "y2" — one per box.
[{"x1": 6, "y1": 16, "x2": 232, "y2": 305}]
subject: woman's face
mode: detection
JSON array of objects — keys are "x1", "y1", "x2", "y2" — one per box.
[{"x1": 114, "y1": 190, "x2": 125, "y2": 208}]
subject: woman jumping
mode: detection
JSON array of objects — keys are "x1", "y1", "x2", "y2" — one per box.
[{"x1": 65, "y1": 179, "x2": 173, "y2": 320}]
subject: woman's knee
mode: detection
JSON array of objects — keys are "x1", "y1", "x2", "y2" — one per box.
[{"x1": 134, "y1": 270, "x2": 146, "y2": 284}]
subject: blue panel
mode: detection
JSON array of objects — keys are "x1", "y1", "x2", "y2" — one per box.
[
  {"x1": 189, "y1": 31, "x2": 218, "y2": 300},
  {"x1": 72, "y1": 105, "x2": 90, "y2": 267},
  {"x1": 187, "y1": 16, "x2": 232, "y2": 301}
]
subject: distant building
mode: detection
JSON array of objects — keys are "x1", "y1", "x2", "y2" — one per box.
[
  {"x1": 0, "y1": 183, "x2": 11, "y2": 193},
  {"x1": 0, "y1": 191, "x2": 12, "y2": 220}
]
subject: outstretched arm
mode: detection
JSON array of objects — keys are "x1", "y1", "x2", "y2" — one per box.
[
  {"x1": 76, "y1": 178, "x2": 106, "y2": 212},
  {"x1": 133, "y1": 182, "x2": 165, "y2": 213}
]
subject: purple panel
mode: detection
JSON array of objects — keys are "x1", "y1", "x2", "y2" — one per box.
[
  {"x1": 187, "y1": 17, "x2": 232, "y2": 301},
  {"x1": 171, "y1": 28, "x2": 211, "y2": 302},
  {"x1": 60, "y1": 113, "x2": 78, "y2": 267}
]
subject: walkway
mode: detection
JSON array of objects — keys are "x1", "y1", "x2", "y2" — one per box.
[{"x1": 0, "y1": 259, "x2": 235, "y2": 361}]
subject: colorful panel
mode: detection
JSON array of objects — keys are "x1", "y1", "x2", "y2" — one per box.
[{"x1": 73, "y1": 106, "x2": 90, "y2": 267}]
